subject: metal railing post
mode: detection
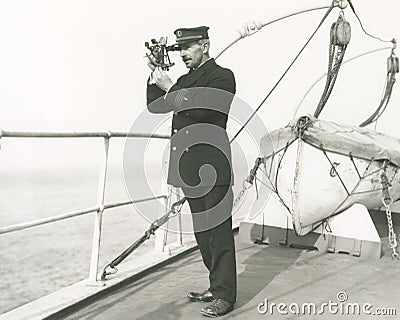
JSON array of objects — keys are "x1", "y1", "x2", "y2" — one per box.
[
  {"x1": 154, "y1": 186, "x2": 170, "y2": 253},
  {"x1": 176, "y1": 187, "x2": 183, "y2": 246},
  {"x1": 89, "y1": 135, "x2": 110, "y2": 282},
  {"x1": 163, "y1": 195, "x2": 170, "y2": 249}
]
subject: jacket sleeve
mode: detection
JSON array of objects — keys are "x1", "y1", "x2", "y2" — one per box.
[
  {"x1": 146, "y1": 78, "x2": 174, "y2": 114},
  {"x1": 164, "y1": 68, "x2": 236, "y2": 119}
]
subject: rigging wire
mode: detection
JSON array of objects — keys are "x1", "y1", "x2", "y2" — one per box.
[
  {"x1": 229, "y1": 4, "x2": 335, "y2": 143},
  {"x1": 359, "y1": 72, "x2": 396, "y2": 127},
  {"x1": 215, "y1": 6, "x2": 333, "y2": 60},
  {"x1": 104, "y1": 18, "x2": 335, "y2": 274},
  {"x1": 347, "y1": 0, "x2": 394, "y2": 44},
  {"x1": 292, "y1": 46, "x2": 393, "y2": 120},
  {"x1": 102, "y1": 2, "x2": 400, "y2": 279}
]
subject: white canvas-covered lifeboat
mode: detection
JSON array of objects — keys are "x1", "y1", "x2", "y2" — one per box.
[{"x1": 259, "y1": 115, "x2": 400, "y2": 236}]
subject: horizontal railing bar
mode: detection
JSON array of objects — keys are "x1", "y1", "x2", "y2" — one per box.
[
  {"x1": 0, "y1": 195, "x2": 167, "y2": 235},
  {"x1": 103, "y1": 196, "x2": 167, "y2": 210},
  {"x1": 0, "y1": 130, "x2": 170, "y2": 139}
]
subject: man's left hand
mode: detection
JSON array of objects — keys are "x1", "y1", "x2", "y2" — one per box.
[{"x1": 152, "y1": 67, "x2": 173, "y2": 92}]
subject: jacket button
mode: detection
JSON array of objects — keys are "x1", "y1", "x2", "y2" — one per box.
[
  {"x1": 185, "y1": 148, "x2": 189, "y2": 152},
  {"x1": 173, "y1": 129, "x2": 178, "y2": 133},
  {"x1": 172, "y1": 146, "x2": 177, "y2": 151},
  {"x1": 185, "y1": 130, "x2": 189, "y2": 135}
]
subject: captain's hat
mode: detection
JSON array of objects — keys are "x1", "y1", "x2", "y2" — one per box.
[{"x1": 174, "y1": 26, "x2": 209, "y2": 45}]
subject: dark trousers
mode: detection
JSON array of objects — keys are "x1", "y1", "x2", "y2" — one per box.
[{"x1": 182, "y1": 185, "x2": 237, "y2": 303}]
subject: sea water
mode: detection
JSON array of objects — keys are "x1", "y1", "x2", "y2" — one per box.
[
  {"x1": 0, "y1": 164, "x2": 162, "y2": 313},
  {"x1": 0, "y1": 161, "x2": 252, "y2": 314}
]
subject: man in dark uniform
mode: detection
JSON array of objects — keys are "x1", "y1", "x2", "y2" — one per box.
[{"x1": 146, "y1": 26, "x2": 236, "y2": 317}]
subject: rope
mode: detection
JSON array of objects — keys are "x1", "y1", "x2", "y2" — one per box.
[
  {"x1": 102, "y1": 4, "x2": 336, "y2": 275},
  {"x1": 233, "y1": 158, "x2": 264, "y2": 208},
  {"x1": 257, "y1": 120, "x2": 399, "y2": 237},
  {"x1": 314, "y1": 13, "x2": 349, "y2": 118},
  {"x1": 258, "y1": 137, "x2": 299, "y2": 234},
  {"x1": 214, "y1": 6, "x2": 334, "y2": 60},
  {"x1": 359, "y1": 65, "x2": 398, "y2": 127},
  {"x1": 320, "y1": 145, "x2": 350, "y2": 195},
  {"x1": 101, "y1": 2, "x2": 398, "y2": 275},
  {"x1": 230, "y1": 4, "x2": 335, "y2": 143},
  {"x1": 347, "y1": 0, "x2": 393, "y2": 44},
  {"x1": 292, "y1": 46, "x2": 393, "y2": 121},
  {"x1": 110, "y1": 15, "x2": 338, "y2": 266},
  {"x1": 101, "y1": 155, "x2": 265, "y2": 280},
  {"x1": 349, "y1": 153, "x2": 361, "y2": 179}
]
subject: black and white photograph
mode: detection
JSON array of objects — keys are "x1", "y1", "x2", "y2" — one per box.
[{"x1": 1, "y1": 0, "x2": 400, "y2": 319}]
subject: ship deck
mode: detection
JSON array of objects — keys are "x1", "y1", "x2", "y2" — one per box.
[{"x1": 56, "y1": 211, "x2": 400, "y2": 320}]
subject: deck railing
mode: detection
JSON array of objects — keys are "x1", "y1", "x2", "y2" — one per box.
[{"x1": 0, "y1": 130, "x2": 172, "y2": 282}]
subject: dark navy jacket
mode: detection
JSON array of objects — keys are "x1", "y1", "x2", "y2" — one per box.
[{"x1": 147, "y1": 58, "x2": 236, "y2": 188}]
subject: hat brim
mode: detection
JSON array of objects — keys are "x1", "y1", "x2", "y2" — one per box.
[{"x1": 173, "y1": 40, "x2": 208, "y2": 49}]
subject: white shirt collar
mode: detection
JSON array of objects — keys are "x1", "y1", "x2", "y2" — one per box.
[{"x1": 193, "y1": 57, "x2": 212, "y2": 70}]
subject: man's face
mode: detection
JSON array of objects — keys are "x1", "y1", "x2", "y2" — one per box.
[{"x1": 179, "y1": 41, "x2": 207, "y2": 69}]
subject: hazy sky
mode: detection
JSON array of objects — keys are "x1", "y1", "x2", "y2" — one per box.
[{"x1": 0, "y1": 0, "x2": 399, "y2": 171}]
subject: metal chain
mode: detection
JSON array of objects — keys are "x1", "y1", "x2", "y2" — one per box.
[
  {"x1": 233, "y1": 158, "x2": 264, "y2": 208},
  {"x1": 100, "y1": 195, "x2": 187, "y2": 280},
  {"x1": 382, "y1": 197, "x2": 399, "y2": 260},
  {"x1": 103, "y1": 158, "x2": 264, "y2": 279},
  {"x1": 233, "y1": 179, "x2": 253, "y2": 208},
  {"x1": 381, "y1": 170, "x2": 399, "y2": 260}
]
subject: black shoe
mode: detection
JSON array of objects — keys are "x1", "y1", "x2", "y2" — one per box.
[
  {"x1": 201, "y1": 298, "x2": 234, "y2": 317},
  {"x1": 187, "y1": 290, "x2": 214, "y2": 302}
]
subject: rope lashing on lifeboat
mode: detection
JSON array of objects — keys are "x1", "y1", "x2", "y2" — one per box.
[
  {"x1": 313, "y1": 11, "x2": 351, "y2": 118},
  {"x1": 258, "y1": 116, "x2": 400, "y2": 239},
  {"x1": 310, "y1": 151, "x2": 397, "y2": 220},
  {"x1": 296, "y1": 120, "x2": 399, "y2": 236},
  {"x1": 349, "y1": 153, "x2": 362, "y2": 179},
  {"x1": 257, "y1": 141, "x2": 295, "y2": 215},
  {"x1": 359, "y1": 42, "x2": 399, "y2": 127}
]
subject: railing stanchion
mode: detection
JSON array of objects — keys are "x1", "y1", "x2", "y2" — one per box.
[
  {"x1": 176, "y1": 188, "x2": 183, "y2": 246},
  {"x1": 163, "y1": 195, "x2": 169, "y2": 249},
  {"x1": 154, "y1": 185, "x2": 170, "y2": 253},
  {"x1": 89, "y1": 136, "x2": 110, "y2": 282}
]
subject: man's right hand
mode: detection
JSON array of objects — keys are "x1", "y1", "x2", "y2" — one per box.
[
  {"x1": 146, "y1": 53, "x2": 158, "y2": 71},
  {"x1": 152, "y1": 67, "x2": 173, "y2": 92}
]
